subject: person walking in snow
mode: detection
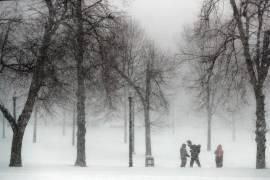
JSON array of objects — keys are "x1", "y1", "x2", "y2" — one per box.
[
  {"x1": 187, "y1": 140, "x2": 201, "y2": 167},
  {"x1": 214, "y1": 144, "x2": 223, "y2": 168},
  {"x1": 180, "y1": 143, "x2": 190, "y2": 167}
]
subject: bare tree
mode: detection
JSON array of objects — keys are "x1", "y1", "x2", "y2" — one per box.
[
  {"x1": 100, "y1": 18, "x2": 173, "y2": 166},
  {"x1": 181, "y1": 25, "x2": 225, "y2": 151},
  {"x1": 71, "y1": 0, "x2": 86, "y2": 167},
  {"x1": 60, "y1": 0, "x2": 117, "y2": 167},
  {"x1": 195, "y1": 0, "x2": 270, "y2": 168},
  {"x1": 0, "y1": 0, "x2": 67, "y2": 167}
]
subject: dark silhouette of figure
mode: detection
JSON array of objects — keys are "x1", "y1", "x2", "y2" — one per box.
[
  {"x1": 215, "y1": 144, "x2": 223, "y2": 168},
  {"x1": 180, "y1": 143, "x2": 190, "y2": 167},
  {"x1": 187, "y1": 140, "x2": 201, "y2": 167}
]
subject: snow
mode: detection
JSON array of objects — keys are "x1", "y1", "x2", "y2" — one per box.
[{"x1": 0, "y1": 124, "x2": 270, "y2": 180}]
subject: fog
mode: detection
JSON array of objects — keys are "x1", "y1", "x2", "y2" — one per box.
[
  {"x1": 128, "y1": 0, "x2": 201, "y2": 51},
  {"x1": 125, "y1": 0, "x2": 260, "y2": 130},
  {"x1": 1, "y1": 0, "x2": 270, "y2": 178}
]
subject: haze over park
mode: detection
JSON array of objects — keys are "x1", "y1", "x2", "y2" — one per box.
[{"x1": 0, "y1": 0, "x2": 270, "y2": 180}]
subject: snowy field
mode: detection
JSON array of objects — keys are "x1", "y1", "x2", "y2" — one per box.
[{"x1": 1, "y1": 123, "x2": 270, "y2": 180}]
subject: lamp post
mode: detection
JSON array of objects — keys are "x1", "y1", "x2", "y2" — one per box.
[
  {"x1": 128, "y1": 96, "x2": 134, "y2": 167},
  {"x1": 131, "y1": 96, "x2": 135, "y2": 154}
]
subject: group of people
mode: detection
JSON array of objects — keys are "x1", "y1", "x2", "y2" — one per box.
[
  {"x1": 180, "y1": 140, "x2": 223, "y2": 168},
  {"x1": 180, "y1": 140, "x2": 201, "y2": 167}
]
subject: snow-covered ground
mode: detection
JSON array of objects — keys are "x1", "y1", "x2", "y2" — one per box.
[{"x1": 0, "y1": 123, "x2": 270, "y2": 180}]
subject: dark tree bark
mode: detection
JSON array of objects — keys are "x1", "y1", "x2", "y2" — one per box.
[
  {"x1": 8, "y1": 40, "x2": 48, "y2": 166},
  {"x1": 254, "y1": 85, "x2": 266, "y2": 168},
  {"x1": 13, "y1": 96, "x2": 16, "y2": 122},
  {"x1": 0, "y1": 0, "x2": 57, "y2": 167},
  {"x1": 144, "y1": 60, "x2": 152, "y2": 157},
  {"x1": 74, "y1": 0, "x2": 86, "y2": 167},
  {"x1": 144, "y1": 105, "x2": 152, "y2": 157},
  {"x1": 229, "y1": 0, "x2": 269, "y2": 168},
  {"x1": 9, "y1": 130, "x2": 24, "y2": 167},
  {"x1": 8, "y1": 50, "x2": 46, "y2": 166}
]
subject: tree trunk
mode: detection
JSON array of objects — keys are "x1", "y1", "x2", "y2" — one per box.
[
  {"x1": 13, "y1": 97, "x2": 17, "y2": 123},
  {"x1": 62, "y1": 110, "x2": 66, "y2": 136},
  {"x1": 0, "y1": 0, "x2": 55, "y2": 167},
  {"x1": 144, "y1": 102, "x2": 155, "y2": 167},
  {"x1": 206, "y1": 84, "x2": 211, "y2": 151},
  {"x1": 124, "y1": 87, "x2": 128, "y2": 143},
  {"x1": 72, "y1": 106, "x2": 76, "y2": 146},
  {"x1": 254, "y1": 85, "x2": 266, "y2": 169},
  {"x1": 33, "y1": 108, "x2": 37, "y2": 143},
  {"x1": 9, "y1": 130, "x2": 24, "y2": 167},
  {"x1": 75, "y1": 78, "x2": 86, "y2": 167},
  {"x1": 232, "y1": 116, "x2": 236, "y2": 142},
  {"x1": 144, "y1": 60, "x2": 154, "y2": 167},
  {"x1": 144, "y1": 105, "x2": 152, "y2": 156},
  {"x1": 74, "y1": 0, "x2": 86, "y2": 167},
  {"x1": 2, "y1": 113, "x2": 5, "y2": 138},
  {"x1": 144, "y1": 61, "x2": 152, "y2": 157},
  {"x1": 229, "y1": 0, "x2": 268, "y2": 169}
]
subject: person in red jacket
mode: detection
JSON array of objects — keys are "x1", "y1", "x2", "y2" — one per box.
[{"x1": 214, "y1": 144, "x2": 223, "y2": 168}]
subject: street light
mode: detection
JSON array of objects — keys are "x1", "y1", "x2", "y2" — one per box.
[{"x1": 128, "y1": 96, "x2": 134, "y2": 167}]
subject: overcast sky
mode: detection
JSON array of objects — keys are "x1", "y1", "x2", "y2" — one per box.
[
  {"x1": 4, "y1": 0, "x2": 202, "y2": 52},
  {"x1": 126, "y1": 0, "x2": 202, "y2": 52}
]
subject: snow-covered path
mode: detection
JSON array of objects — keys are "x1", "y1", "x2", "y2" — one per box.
[
  {"x1": 1, "y1": 125, "x2": 270, "y2": 179},
  {"x1": 0, "y1": 165, "x2": 269, "y2": 180}
]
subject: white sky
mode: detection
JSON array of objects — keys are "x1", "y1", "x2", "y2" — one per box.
[{"x1": 127, "y1": 0, "x2": 202, "y2": 51}]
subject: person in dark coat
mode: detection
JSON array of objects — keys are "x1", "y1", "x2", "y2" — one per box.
[
  {"x1": 187, "y1": 140, "x2": 201, "y2": 167},
  {"x1": 214, "y1": 144, "x2": 223, "y2": 168},
  {"x1": 180, "y1": 143, "x2": 190, "y2": 167}
]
